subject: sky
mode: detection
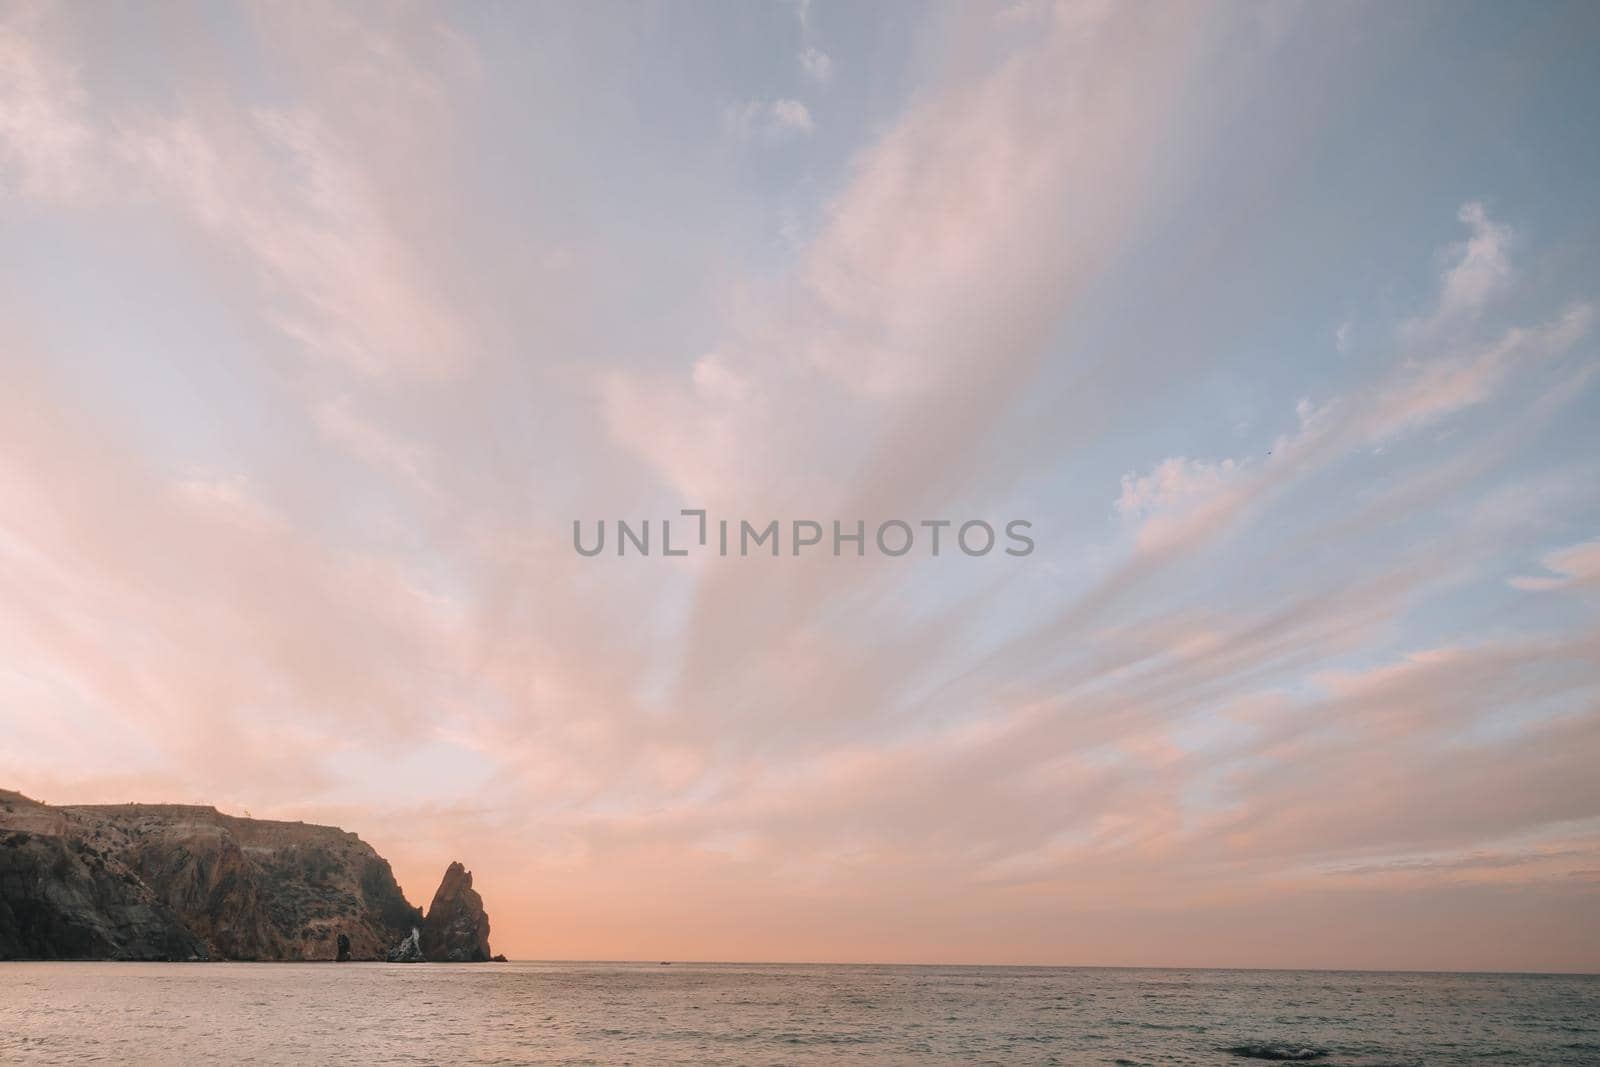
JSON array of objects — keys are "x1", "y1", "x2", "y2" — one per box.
[{"x1": 2, "y1": 0, "x2": 1599, "y2": 971}]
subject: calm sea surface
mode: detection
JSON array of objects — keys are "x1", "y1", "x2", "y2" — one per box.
[{"x1": 1, "y1": 961, "x2": 1596, "y2": 1065}]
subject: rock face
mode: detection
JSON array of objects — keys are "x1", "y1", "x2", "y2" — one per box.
[
  {"x1": 385, "y1": 926, "x2": 425, "y2": 963},
  {"x1": 420, "y1": 861, "x2": 493, "y2": 962},
  {"x1": 0, "y1": 827, "x2": 205, "y2": 961},
  {"x1": 1, "y1": 789, "x2": 428, "y2": 961}
]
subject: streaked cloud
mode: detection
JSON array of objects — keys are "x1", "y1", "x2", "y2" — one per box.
[
  {"x1": 1511, "y1": 540, "x2": 1600, "y2": 592},
  {"x1": 0, "y1": 16, "x2": 91, "y2": 201},
  {"x1": 3, "y1": 1, "x2": 1599, "y2": 971}
]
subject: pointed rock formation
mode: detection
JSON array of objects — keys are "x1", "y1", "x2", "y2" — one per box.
[{"x1": 420, "y1": 861, "x2": 492, "y2": 962}]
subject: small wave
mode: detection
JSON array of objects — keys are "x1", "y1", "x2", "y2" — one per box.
[{"x1": 1223, "y1": 1044, "x2": 1330, "y2": 1061}]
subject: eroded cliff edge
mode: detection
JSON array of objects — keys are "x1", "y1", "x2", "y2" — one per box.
[{"x1": 0, "y1": 790, "x2": 495, "y2": 962}]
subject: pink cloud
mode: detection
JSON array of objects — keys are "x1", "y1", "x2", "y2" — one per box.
[{"x1": 1511, "y1": 539, "x2": 1600, "y2": 591}]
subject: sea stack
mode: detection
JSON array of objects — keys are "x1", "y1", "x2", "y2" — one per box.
[{"x1": 420, "y1": 861, "x2": 493, "y2": 962}]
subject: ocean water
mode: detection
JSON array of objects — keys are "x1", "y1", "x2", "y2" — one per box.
[{"x1": 1, "y1": 962, "x2": 1596, "y2": 1065}]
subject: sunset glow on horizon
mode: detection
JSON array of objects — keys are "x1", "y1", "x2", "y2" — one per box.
[{"x1": 3, "y1": 1, "x2": 1599, "y2": 971}]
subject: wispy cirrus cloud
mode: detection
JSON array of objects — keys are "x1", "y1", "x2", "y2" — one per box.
[
  {"x1": 2, "y1": 2, "x2": 475, "y2": 388},
  {"x1": 3, "y1": 1, "x2": 1599, "y2": 971},
  {"x1": 0, "y1": 15, "x2": 91, "y2": 201},
  {"x1": 1511, "y1": 540, "x2": 1600, "y2": 592},
  {"x1": 1402, "y1": 200, "x2": 1515, "y2": 342},
  {"x1": 1116, "y1": 204, "x2": 1591, "y2": 559}
]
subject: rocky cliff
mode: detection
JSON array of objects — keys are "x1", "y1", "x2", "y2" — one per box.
[
  {"x1": 421, "y1": 860, "x2": 492, "y2": 962},
  {"x1": 0, "y1": 790, "x2": 495, "y2": 962},
  {"x1": 0, "y1": 820, "x2": 206, "y2": 961}
]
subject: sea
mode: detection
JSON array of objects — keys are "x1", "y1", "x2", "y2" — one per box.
[{"x1": 1, "y1": 961, "x2": 1596, "y2": 1065}]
